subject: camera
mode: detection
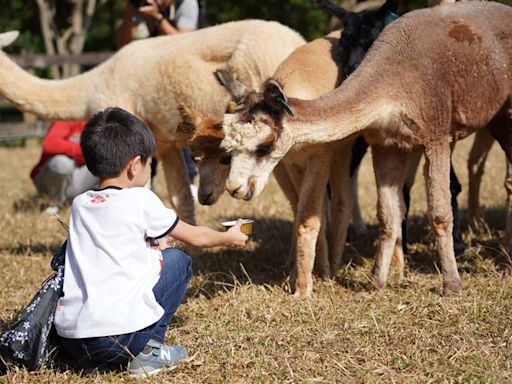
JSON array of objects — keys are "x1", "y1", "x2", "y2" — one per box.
[{"x1": 129, "y1": 0, "x2": 149, "y2": 7}]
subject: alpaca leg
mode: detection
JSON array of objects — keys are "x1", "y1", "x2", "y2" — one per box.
[
  {"x1": 424, "y1": 143, "x2": 462, "y2": 294},
  {"x1": 275, "y1": 160, "x2": 330, "y2": 277},
  {"x1": 369, "y1": 146, "x2": 408, "y2": 289},
  {"x1": 314, "y1": 197, "x2": 331, "y2": 278},
  {"x1": 467, "y1": 130, "x2": 494, "y2": 227},
  {"x1": 486, "y1": 99, "x2": 512, "y2": 255},
  {"x1": 401, "y1": 151, "x2": 422, "y2": 255},
  {"x1": 158, "y1": 141, "x2": 195, "y2": 225},
  {"x1": 328, "y1": 143, "x2": 354, "y2": 273},
  {"x1": 273, "y1": 162, "x2": 299, "y2": 271},
  {"x1": 349, "y1": 136, "x2": 369, "y2": 234},
  {"x1": 449, "y1": 159, "x2": 465, "y2": 254},
  {"x1": 504, "y1": 160, "x2": 512, "y2": 255},
  {"x1": 350, "y1": 169, "x2": 367, "y2": 234},
  {"x1": 293, "y1": 154, "x2": 331, "y2": 297}
]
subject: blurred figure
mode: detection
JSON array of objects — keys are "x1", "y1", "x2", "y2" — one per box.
[
  {"x1": 30, "y1": 120, "x2": 98, "y2": 213},
  {"x1": 117, "y1": 0, "x2": 200, "y2": 46}
]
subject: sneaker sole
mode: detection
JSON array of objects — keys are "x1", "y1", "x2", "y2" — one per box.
[{"x1": 128, "y1": 366, "x2": 164, "y2": 378}]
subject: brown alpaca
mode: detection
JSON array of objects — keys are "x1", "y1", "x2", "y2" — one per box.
[
  {"x1": 0, "y1": 20, "x2": 305, "y2": 224},
  {"x1": 221, "y1": 2, "x2": 512, "y2": 295},
  {"x1": 178, "y1": 32, "x2": 352, "y2": 282}
]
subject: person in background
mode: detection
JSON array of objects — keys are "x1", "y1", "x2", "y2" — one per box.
[
  {"x1": 116, "y1": 0, "x2": 201, "y2": 200},
  {"x1": 54, "y1": 107, "x2": 247, "y2": 376},
  {"x1": 30, "y1": 120, "x2": 98, "y2": 214}
]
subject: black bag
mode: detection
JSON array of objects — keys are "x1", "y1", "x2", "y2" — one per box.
[{"x1": 0, "y1": 242, "x2": 66, "y2": 371}]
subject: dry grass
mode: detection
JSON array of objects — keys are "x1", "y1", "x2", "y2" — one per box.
[{"x1": 1, "y1": 136, "x2": 512, "y2": 383}]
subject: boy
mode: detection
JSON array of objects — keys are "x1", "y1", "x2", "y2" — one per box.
[{"x1": 54, "y1": 107, "x2": 248, "y2": 376}]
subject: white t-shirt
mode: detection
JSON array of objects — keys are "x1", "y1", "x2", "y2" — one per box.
[{"x1": 54, "y1": 186, "x2": 179, "y2": 338}]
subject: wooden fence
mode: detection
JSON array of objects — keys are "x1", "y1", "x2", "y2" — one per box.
[{"x1": 0, "y1": 52, "x2": 113, "y2": 143}]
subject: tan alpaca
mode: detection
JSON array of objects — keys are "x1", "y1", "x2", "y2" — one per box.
[
  {"x1": 178, "y1": 32, "x2": 353, "y2": 282},
  {"x1": 0, "y1": 20, "x2": 305, "y2": 224},
  {"x1": 221, "y1": 2, "x2": 512, "y2": 295}
]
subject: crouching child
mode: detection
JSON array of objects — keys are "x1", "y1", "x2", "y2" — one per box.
[{"x1": 54, "y1": 107, "x2": 248, "y2": 376}]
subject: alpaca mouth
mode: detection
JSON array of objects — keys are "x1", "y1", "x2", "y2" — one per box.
[
  {"x1": 199, "y1": 191, "x2": 214, "y2": 205},
  {"x1": 243, "y1": 187, "x2": 254, "y2": 201}
]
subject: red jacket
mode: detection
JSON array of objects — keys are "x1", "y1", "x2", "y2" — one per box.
[{"x1": 30, "y1": 120, "x2": 87, "y2": 181}]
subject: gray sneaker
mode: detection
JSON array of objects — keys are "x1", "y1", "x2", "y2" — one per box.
[{"x1": 128, "y1": 339, "x2": 188, "y2": 377}]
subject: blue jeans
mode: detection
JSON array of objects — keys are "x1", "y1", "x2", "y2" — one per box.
[
  {"x1": 181, "y1": 148, "x2": 198, "y2": 182},
  {"x1": 58, "y1": 248, "x2": 192, "y2": 370}
]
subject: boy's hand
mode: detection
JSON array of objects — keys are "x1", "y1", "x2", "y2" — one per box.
[
  {"x1": 148, "y1": 235, "x2": 176, "y2": 250},
  {"x1": 227, "y1": 219, "x2": 249, "y2": 248}
]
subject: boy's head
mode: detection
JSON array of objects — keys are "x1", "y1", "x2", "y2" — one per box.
[{"x1": 81, "y1": 107, "x2": 156, "y2": 179}]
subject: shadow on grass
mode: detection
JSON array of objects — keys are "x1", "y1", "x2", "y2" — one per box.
[
  {"x1": 187, "y1": 217, "x2": 293, "y2": 299},
  {"x1": 186, "y1": 206, "x2": 511, "y2": 299},
  {"x1": 0, "y1": 242, "x2": 63, "y2": 257},
  {"x1": 5, "y1": 205, "x2": 508, "y2": 301},
  {"x1": 12, "y1": 194, "x2": 71, "y2": 215}
]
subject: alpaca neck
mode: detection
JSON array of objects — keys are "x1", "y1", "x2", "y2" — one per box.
[
  {"x1": 279, "y1": 31, "x2": 402, "y2": 146},
  {"x1": 284, "y1": 81, "x2": 391, "y2": 145},
  {"x1": 0, "y1": 51, "x2": 97, "y2": 119}
]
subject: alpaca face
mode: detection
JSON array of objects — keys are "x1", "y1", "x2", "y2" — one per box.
[
  {"x1": 177, "y1": 103, "x2": 231, "y2": 205},
  {"x1": 187, "y1": 119, "x2": 230, "y2": 205},
  {"x1": 221, "y1": 107, "x2": 291, "y2": 201},
  {"x1": 190, "y1": 140, "x2": 231, "y2": 205}
]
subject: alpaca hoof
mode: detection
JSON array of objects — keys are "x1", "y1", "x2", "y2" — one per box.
[
  {"x1": 442, "y1": 279, "x2": 462, "y2": 295},
  {"x1": 315, "y1": 268, "x2": 331, "y2": 280},
  {"x1": 293, "y1": 280, "x2": 313, "y2": 297},
  {"x1": 365, "y1": 276, "x2": 386, "y2": 291}
]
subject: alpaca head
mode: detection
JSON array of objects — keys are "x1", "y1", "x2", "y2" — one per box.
[
  {"x1": 221, "y1": 80, "x2": 293, "y2": 201},
  {"x1": 341, "y1": 0, "x2": 398, "y2": 77},
  {"x1": 177, "y1": 103, "x2": 233, "y2": 205},
  {"x1": 320, "y1": 0, "x2": 399, "y2": 78}
]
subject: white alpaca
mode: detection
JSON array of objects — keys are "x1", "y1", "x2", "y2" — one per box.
[{"x1": 0, "y1": 20, "x2": 305, "y2": 223}]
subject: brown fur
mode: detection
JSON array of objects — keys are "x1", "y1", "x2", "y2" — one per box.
[{"x1": 222, "y1": 2, "x2": 512, "y2": 294}]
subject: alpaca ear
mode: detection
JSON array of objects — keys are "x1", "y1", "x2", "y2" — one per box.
[
  {"x1": 264, "y1": 79, "x2": 294, "y2": 117},
  {"x1": 225, "y1": 101, "x2": 237, "y2": 114},
  {"x1": 318, "y1": 0, "x2": 351, "y2": 26},
  {"x1": 214, "y1": 68, "x2": 250, "y2": 102},
  {"x1": 176, "y1": 102, "x2": 202, "y2": 138}
]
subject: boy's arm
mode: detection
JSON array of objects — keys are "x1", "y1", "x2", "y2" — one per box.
[{"x1": 168, "y1": 220, "x2": 248, "y2": 248}]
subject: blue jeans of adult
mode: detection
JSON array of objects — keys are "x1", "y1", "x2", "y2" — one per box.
[{"x1": 57, "y1": 248, "x2": 193, "y2": 371}]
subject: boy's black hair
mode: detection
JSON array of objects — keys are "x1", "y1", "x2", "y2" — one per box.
[{"x1": 80, "y1": 107, "x2": 156, "y2": 179}]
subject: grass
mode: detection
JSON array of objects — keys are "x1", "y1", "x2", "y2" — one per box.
[{"x1": 1, "y1": 136, "x2": 512, "y2": 383}]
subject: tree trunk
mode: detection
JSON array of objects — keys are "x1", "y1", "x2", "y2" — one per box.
[{"x1": 35, "y1": 0, "x2": 102, "y2": 79}]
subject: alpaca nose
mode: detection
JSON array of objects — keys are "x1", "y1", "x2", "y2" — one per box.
[
  {"x1": 199, "y1": 191, "x2": 213, "y2": 205},
  {"x1": 226, "y1": 180, "x2": 242, "y2": 196},
  {"x1": 229, "y1": 186, "x2": 242, "y2": 197}
]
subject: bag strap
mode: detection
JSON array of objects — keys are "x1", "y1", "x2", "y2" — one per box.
[{"x1": 50, "y1": 241, "x2": 67, "y2": 271}]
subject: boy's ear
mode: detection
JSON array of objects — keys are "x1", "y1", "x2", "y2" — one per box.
[{"x1": 126, "y1": 155, "x2": 142, "y2": 178}]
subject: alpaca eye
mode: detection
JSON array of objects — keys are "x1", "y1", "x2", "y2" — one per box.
[
  {"x1": 256, "y1": 143, "x2": 272, "y2": 156},
  {"x1": 219, "y1": 154, "x2": 232, "y2": 165}
]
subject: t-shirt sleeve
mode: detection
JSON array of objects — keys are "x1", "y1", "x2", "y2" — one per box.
[
  {"x1": 141, "y1": 190, "x2": 179, "y2": 239},
  {"x1": 175, "y1": 0, "x2": 199, "y2": 30}
]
